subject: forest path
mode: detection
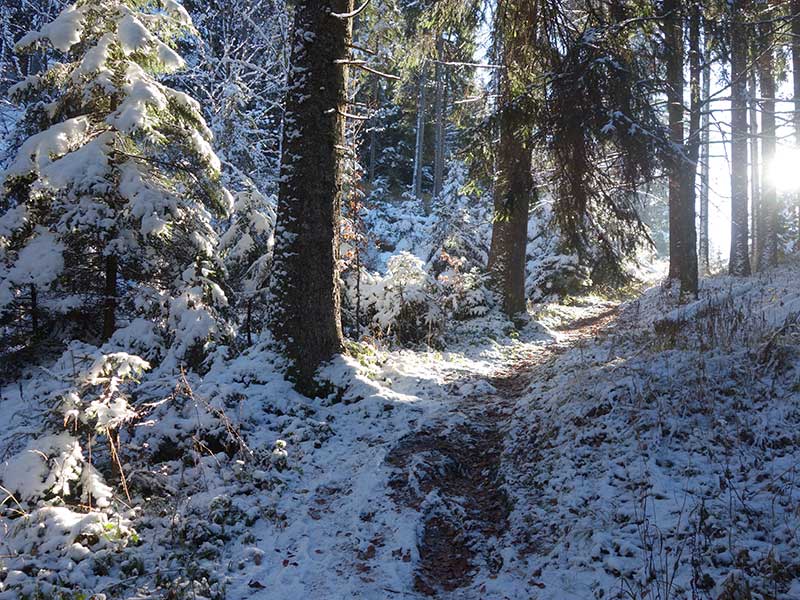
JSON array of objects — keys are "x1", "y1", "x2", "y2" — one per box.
[{"x1": 385, "y1": 300, "x2": 623, "y2": 597}]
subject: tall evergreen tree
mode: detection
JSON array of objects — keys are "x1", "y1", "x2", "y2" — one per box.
[
  {"x1": 663, "y1": 0, "x2": 699, "y2": 295},
  {"x1": 486, "y1": 0, "x2": 537, "y2": 317},
  {"x1": 755, "y1": 16, "x2": 778, "y2": 270},
  {"x1": 0, "y1": 0, "x2": 231, "y2": 364},
  {"x1": 268, "y1": 0, "x2": 353, "y2": 393},
  {"x1": 729, "y1": 0, "x2": 752, "y2": 276}
]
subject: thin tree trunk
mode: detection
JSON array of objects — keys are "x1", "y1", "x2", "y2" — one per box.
[
  {"x1": 368, "y1": 79, "x2": 378, "y2": 185},
  {"x1": 684, "y1": 2, "x2": 700, "y2": 286},
  {"x1": 30, "y1": 284, "x2": 38, "y2": 336},
  {"x1": 756, "y1": 20, "x2": 778, "y2": 270},
  {"x1": 730, "y1": 0, "x2": 752, "y2": 276},
  {"x1": 268, "y1": 0, "x2": 351, "y2": 394},
  {"x1": 412, "y1": 63, "x2": 428, "y2": 212},
  {"x1": 748, "y1": 64, "x2": 760, "y2": 261},
  {"x1": 792, "y1": 0, "x2": 800, "y2": 241},
  {"x1": 102, "y1": 255, "x2": 117, "y2": 341},
  {"x1": 665, "y1": 0, "x2": 698, "y2": 295},
  {"x1": 433, "y1": 35, "x2": 447, "y2": 201},
  {"x1": 699, "y1": 27, "x2": 711, "y2": 274}
]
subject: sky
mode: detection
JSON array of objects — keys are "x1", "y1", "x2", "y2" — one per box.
[{"x1": 704, "y1": 75, "x2": 800, "y2": 261}]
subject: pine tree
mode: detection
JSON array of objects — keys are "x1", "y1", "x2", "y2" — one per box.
[
  {"x1": 486, "y1": 0, "x2": 536, "y2": 318},
  {"x1": 755, "y1": 14, "x2": 778, "y2": 270},
  {"x1": 663, "y1": 0, "x2": 699, "y2": 296},
  {"x1": 267, "y1": 0, "x2": 353, "y2": 394},
  {"x1": 729, "y1": 0, "x2": 751, "y2": 276},
  {"x1": 0, "y1": 0, "x2": 231, "y2": 364}
]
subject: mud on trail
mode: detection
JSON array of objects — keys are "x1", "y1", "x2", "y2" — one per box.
[{"x1": 385, "y1": 301, "x2": 622, "y2": 596}]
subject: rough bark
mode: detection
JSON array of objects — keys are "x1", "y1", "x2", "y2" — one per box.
[
  {"x1": 268, "y1": 0, "x2": 351, "y2": 394},
  {"x1": 487, "y1": 108, "x2": 531, "y2": 317},
  {"x1": 432, "y1": 35, "x2": 447, "y2": 201},
  {"x1": 730, "y1": 0, "x2": 752, "y2": 276},
  {"x1": 699, "y1": 28, "x2": 711, "y2": 274},
  {"x1": 793, "y1": 0, "x2": 800, "y2": 240},
  {"x1": 756, "y1": 20, "x2": 778, "y2": 271},
  {"x1": 665, "y1": 0, "x2": 698, "y2": 295},
  {"x1": 748, "y1": 65, "x2": 759, "y2": 260},
  {"x1": 412, "y1": 63, "x2": 428, "y2": 212}
]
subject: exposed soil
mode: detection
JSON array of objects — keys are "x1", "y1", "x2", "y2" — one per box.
[{"x1": 385, "y1": 302, "x2": 623, "y2": 596}]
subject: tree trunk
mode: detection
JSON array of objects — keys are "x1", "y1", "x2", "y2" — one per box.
[
  {"x1": 730, "y1": 0, "x2": 752, "y2": 276},
  {"x1": 268, "y1": 0, "x2": 350, "y2": 394},
  {"x1": 412, "y1": 63, "x2": 428, "y2": 212},
  {"x1": 756, "y1": 20, "x2": 778, "y2": 270},
  {"x1": 368, "y1": 79, "x2": 378, "y2": 185},
  {"x1": 665, "y1": 0, "x2": 698, "y2": 295},
  {"x1": 433, "y1": 35, "x2": 447, "y2": 201},
  {"x1": 102, "y1": 254, "x2": 117, "y2": 341},
  {"x1": 487, "y1": 108, "x2": 531, "y2": 317},
  {"x1": 699, "y1": 27, "x2": 711, "y2": 274},
  {"x1": 792, "y1": 0, "x2": 800, "y2": 241},
  {"x1": 684, "y1": 2, "x2": 701, "y2": 283},
  {"x1": 30, "y1": 284, "x2": 38, "y2": 336},
  {"x1": 748, "y1": 64, "x2": 759, "y2": 261}
]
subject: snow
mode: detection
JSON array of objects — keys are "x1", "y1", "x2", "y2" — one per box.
[
  {"x1": 109, "y1": 65, "x2": 169, "y2": 133},
  {"x1": 5, "y1": 228, "x2": 64, "y2": 288},
  {"x1": 4, "y1": 116, "x2": 91, "y2": 178},
  {"x1": 117, "y1": 15, "x2": 154, "y2": 56},
  {"x1": 1, "y1": 253, "x2": 799, "y2": 598},
  {"x1": 16, "y1": 5, "x2": 86, "y2": 53},
  {"x1": 39, "y1": 134, "x2": 112, "y2": 192}
]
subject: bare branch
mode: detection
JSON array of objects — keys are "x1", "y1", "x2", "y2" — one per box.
[{"x1": 331, "y1": 0, "x2": 370, "y2": 19}]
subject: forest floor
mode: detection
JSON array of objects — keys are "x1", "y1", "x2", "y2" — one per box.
[{"x1": 2, "y1": 260, "x2": 800, "y2": 600}]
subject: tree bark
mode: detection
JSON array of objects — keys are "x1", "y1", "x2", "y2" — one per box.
[
  {"x1": 268, "y1": 0, "x2": 350, "y2": 394},
  {"x1": 730, "y1": 0, "x2": 752, "y2": 276},
  {"x1": 432, "y1": 35, "x2": 447, "y2": 201},
  {"x1": 756, "y1": 19, "x2": 778, "y2": 271},
  {"x1": 699, "y1": 26, "x2": 711, "y2": 274},
  {"x1": 412, "y1": 62, "x2": 428, "y2": 212},
  {"x1": 748, "y1": 63, "x2": 759, "y2": 261},
  {"x1": 487, "y1": 107, "x2": 531, "y2": 317},
  {"x1": 665, "y1": 0, "x2": 698, "y2": 295},
  {"x1": 793, "y1": 0, "x2": 800, "y2": 241},
  {"x1": 368, "y1": 79, "x2": 378, "y2": 185}
]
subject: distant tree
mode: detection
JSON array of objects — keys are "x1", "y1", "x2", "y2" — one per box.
[
  {"x1": 794, "y1": 0, "x2": 800, "y2": 242},
  {"x1": 755, "y1": 11, "x2": 778, "y2": 270}
]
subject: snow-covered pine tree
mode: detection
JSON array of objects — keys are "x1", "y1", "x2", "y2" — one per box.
[
  {"x1": 0, "y1": 0, "x2": 231, "y2": 367},
  {"x1": 219, "y1": 184, "x2": 276, "y2": 345}
]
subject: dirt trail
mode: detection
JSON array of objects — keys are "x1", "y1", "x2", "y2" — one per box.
[{"x1": 385, "y1": 301, "x2": 622, "y2": 596}]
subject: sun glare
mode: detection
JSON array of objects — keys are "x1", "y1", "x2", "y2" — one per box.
[{"x1": 767, "y1": 147, "x2": 800, "y2": 193}]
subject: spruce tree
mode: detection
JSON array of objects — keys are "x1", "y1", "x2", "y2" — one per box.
[{"x1": 0, "y1": 0, "x2": 231, "y2": 364}]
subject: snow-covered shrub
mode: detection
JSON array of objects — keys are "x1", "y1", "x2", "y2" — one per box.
[
  {"x1": 0, "y1": 347, "x2": 146, "y2": 596},
  {"x1": 362, "y1": 193, "x2": 433, "y2": 266},
  {"x1": 360, "y1": 252, "x2": 443, "y2": 344},
  {"x1": 0, "y1": 0, "x2": 232, "y2": 368},
  {"x1": 526, "y1": 204, "x2": 593, "y2": 302},
  {"x1": 436, "y1": 253, "x2": 493, "y2": 320},
  {"x1": 426, "y1": 162, "x2": 492, "y2": 275},
  {"x1": 218, "y1": 185, "x2": 276, "y2": 343}
]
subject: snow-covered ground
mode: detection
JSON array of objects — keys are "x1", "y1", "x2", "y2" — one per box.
[{"x1": 2, "y1": 259, "x2": 799, "y2": 599}]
